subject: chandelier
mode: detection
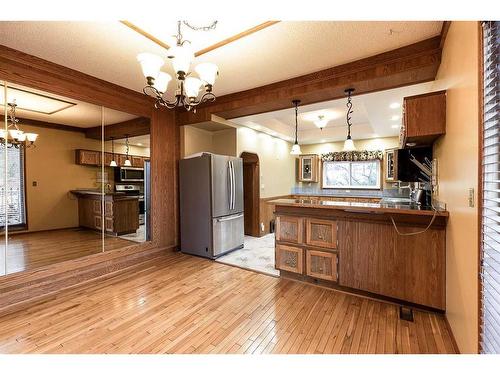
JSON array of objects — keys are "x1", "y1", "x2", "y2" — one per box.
[
  {"x1": 343, "y1": 88, "x2": 356, "y2": 152},
  {"x1": 1, "y1": 101, "x2": 38, "y2": 148},
  {"x1": 137, "y1": 21, "x2": 219, "y2": 111}
]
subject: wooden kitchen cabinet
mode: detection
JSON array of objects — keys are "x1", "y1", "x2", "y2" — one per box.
[
  {"x1": 276, "y1": 215, "x2": 303, "y2": 243},
  {"x1": 306, "y1": 218, "x2": 337, "y2": 249},
  {"x1": 306, "y1": 250, "x2": 337, "y2": 281},
  {"x1": 384, "y1": 148, "x2": 399, "y2": 182},
  {"x1": 75, "y1": 149, "x2": 101, "y2": 166},
  {"x1": 400, "y1": 90, "x2": 446, "y2": 148},
  {"x1": 276, "y1": 244, "x2": 303, "y2": 274},
  {"x1": 75, "y1": 149, "x2": 148, "y2": 167},
  {"x1": 298, "y1": 154, "x2": 319, "y2": 182}
]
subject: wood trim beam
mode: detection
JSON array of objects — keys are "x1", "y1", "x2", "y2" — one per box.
[
  {"x1": 177, "y1": 36, "x2": 443, "y2": 125},
  {"x1": 440, "y1": 21, "x2": 452, "y2": 49},
  {"x1": 121, "y1": 20, "x2": 280, "y2": 57},
  {"x1": 85, "y1": 116, "x2": 151, "y2": 140},
  {"x1": 194, "y1": 21, "x2": 280, "y2": 57},
  {"x1": 16, "y1": 117, "x2": 87, "y2": 133},
  {"x1": 0, "y1": 43, "x2": 153, "y2": 117}
]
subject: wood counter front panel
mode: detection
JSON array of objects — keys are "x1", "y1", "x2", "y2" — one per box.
[
  {"x1": 306, "y1": 250, "x2": 337, "y2": 281},
  {"x1": 306, "y1": 218, "x2": 337, "y2": 249},
  {"x1": 338, "y1": 220, "x2": 445, "y2": 310},
  {"x1": 276, "y1": 216, "x2": 303, "y2": 244},
  {"x1": 276, "y1": 244, "x2": 303, "y2": 274}
]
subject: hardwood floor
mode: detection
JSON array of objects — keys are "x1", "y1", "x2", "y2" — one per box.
[
  {"x1": 5, "y1": 228, "x2": 136, "y2": 274},
  {"x1": 0, "y1": 252, "x2": 457, "y2": 354}
]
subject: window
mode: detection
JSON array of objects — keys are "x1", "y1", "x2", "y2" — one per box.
[
  {"x1": 480, "y1": 21, "x2": 500, "y2": 354},
  {"x1": 322, "y1": 160, "x2": 381, "y2": 189},
  {"x1": 0, "y1": 146, "x2": 27, "y2": 229}
]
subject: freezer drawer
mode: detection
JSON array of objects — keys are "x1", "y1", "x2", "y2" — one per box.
[{"x1": 212, "y1": 213, "x2": 244, "y2": 257}]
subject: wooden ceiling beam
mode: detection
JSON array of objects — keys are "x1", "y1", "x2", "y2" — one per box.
[
  {"x1": 176, "y1": 36, "x2": 443, "y2": 126},
  {"x1": 0, "y1": 44, "x2": 153, "y2": 118},
  {"x1": 14, "y1": 117, "x2": 87, "y2": 133},
  {"x1": 85, "y1": 116, "x2": 151, "y2": 140}
]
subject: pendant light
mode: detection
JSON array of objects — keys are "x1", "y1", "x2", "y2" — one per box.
[
  {"x1": 314, "y1": 115, "x2": 328, "y2": 130},
  {"x1": 109, "y1": 137, "x2": 117, "y2": 167},
  {"x1": 290, "y1": 99, "x2": 302, "y2": 155},
  {"x1": 124, "y1": 135, "x2": 132, "y2": 167},
  {"x1": 343, "y1": 88, "x2": 356, "y2": 152}
]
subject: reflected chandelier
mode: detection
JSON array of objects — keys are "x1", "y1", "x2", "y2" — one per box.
[
  {"x1": 137, "y1": 21, "x2": 219, "y2": 111},
  {"x1": 1, "y1": 100, "x2": 38, "y2": 148}
]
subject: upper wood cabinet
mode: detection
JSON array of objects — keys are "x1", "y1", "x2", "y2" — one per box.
[
  {"x1": 384, "y1": 148, "x2": 398, "y2": 182},
  {"x1": 298, "y1": 154, "x2": 319, "y2": 182},
  {"x1": 400, "y1": 90, "x2": 446, "y2": 148},
  {"x1": 75, "y1": 149, "x2": 148, "y2": 167}
]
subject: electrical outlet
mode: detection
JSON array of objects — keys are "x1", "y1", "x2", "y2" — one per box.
[
  {"x1": 468, "y1": 188, "x2": 475, "y2": 208},
  {"x1": 260, "y1": 222, "x2": 265, "y2": 232}
]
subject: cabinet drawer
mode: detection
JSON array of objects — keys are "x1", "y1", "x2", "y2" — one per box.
[
  {"x1": 306, "y1": 250, "x2": 337, "y2": 281},
  {"x1": 104, "y1": 201, "x2": 113, "y2": 217},
  {"x1": 306, "y1": 218, "x2": 337, "y2": 249},
  {"x1": 93, "y1": 200, "x2": 101, "y2": 215},
  {"x1": 276, "y1": 244, "x2": 303, "y2": 274},
  {"x1": 276, "y1": 216, "x2": 303, "y2": 244},
  {"x1": 94, "y1": 215, "x2": 102, "y2": 230},
  {"x1": 105, "y1": 217, "x2": 114, "y2": 232}
]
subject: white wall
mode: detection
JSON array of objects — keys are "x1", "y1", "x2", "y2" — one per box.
[{"x1": 236, "y1": 127, "x2": 296, "y2": 198}]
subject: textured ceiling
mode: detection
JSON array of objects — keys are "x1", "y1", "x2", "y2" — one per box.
[
  {"x1": 0, "y1": 21, "x2": 442, "y2": 97},
  {"x1": 230, "y1": 82, "x2": 434, "y2": 144}
]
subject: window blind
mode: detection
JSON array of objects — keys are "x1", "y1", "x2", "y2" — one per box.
[
  {"x1": 0, "y1": 146, "x2": 26, "y2": 228},
  {"x1": 481, "y1": 21, "x2": 500, "y2": 354}
]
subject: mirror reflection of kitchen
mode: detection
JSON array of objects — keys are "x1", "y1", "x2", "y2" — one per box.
[
  {"x1": 103, "y1": 108, "x2": 150, "y2": 250},
  {"x1": 0, "y1": 82, "x2": 150, "y2": 275}
]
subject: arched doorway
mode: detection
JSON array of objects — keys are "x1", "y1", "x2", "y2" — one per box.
[{"x1": 240, "y1": 152, "x2": 260, "y2": 237}]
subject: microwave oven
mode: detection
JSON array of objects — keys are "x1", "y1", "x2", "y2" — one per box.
[{"x1": 115, "y1": 167, "x2": 144, "y2": 182}]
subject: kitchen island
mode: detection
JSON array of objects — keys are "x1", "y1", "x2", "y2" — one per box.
[
  {"x1": 270, "y1": 198, "x2": 448, "y2": 311},
  {"x1": 71, "y1": 190, "x2": 139, "y2": 236}
]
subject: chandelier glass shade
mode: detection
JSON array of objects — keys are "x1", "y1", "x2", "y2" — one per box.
[
  {"x1": 138, "y1": 21, "x2": 219, "y2": 111},
  {"x1": 314, "y1": 115, "x2": 328, "y2": 130},
  {"x1": 1, "y1": 101, "x2": 38, "y2": 148}
]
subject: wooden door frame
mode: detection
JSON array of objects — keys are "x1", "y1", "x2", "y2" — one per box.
[{"x1": 240, "y1": 152, "x2": 260, "y2": 237}]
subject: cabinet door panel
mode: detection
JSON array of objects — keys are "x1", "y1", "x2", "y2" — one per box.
[
  {"x1": 276, "y1": 244, "x2": 303, "y2": 274},
  {"x1": 276, "y1": 216, "x2": 303, "y2": 244},
  {"x1": 306, "y1": 218, "x2": 337, "y2": 249},
  {"x1": 306, "y1": 250, "x2": 337, "y2": 281}
]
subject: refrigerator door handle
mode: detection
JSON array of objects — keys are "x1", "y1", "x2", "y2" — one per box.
[
  {"x1": 231, "y1": 160, "x2": 235, "y2": 210},
  {"x1": 216, "y1": 213, "x2": 244, "y2": 222},
  {"x1": 228, "y1": 160, "x2": 233, "y2": 210}
]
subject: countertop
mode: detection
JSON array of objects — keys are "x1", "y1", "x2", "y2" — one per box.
[
  {"x1": 70, "y1": 190, "x2": 138, "y2": 200},
  {"x1": 269, "y1": 198, "x2": 449, "y2": 217}
]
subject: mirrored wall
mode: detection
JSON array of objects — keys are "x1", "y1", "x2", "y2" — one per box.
[{"x1": 0, "y1": 82, "x2": 151, "y2": 276}]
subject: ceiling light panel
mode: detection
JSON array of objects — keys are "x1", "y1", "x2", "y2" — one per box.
[{"x1": 0, "y1": 86, "x2": 75, "y2": 115}]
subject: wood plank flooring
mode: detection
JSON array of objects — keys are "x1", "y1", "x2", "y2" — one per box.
[
  {"x1": 5, "y1": 228, "x2": 136, "y2": 274},
  {"x1": 0, "y1": 252, "x2": 457, "y2": 354}
]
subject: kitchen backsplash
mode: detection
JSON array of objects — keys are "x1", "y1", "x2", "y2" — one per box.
[{"x1": 291, "y1": 186, "x2": 410, "y2": 198}]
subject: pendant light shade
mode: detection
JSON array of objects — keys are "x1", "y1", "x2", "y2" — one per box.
[
  {"x1": 109, "y1": 137, "x2": 117, "y2": 167},
  {"x1": 343, "y1": 88, "x2": 356, "y2": 152},
  {"x1": 290, "y1": 99, "x2": 302, "y2": 156}
]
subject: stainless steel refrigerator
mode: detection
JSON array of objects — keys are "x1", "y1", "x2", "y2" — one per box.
[{"x1": 179, "y1": 153, "x2": 244, "y2": 259}]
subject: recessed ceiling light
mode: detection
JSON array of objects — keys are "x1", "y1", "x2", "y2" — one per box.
[
  {"x1": 0, "y1": 85, "x2": 76, "y2": 115},
  {"x1": 389, "y1": 102, "x2": 400, "y2": 109},
  {"x1": 320, "y1": 139, "x2": 326, "y2": 143},
  {"x1": 391, "y1": 124, "x2": 399, "y2": 129},
  {"x1": 137, "y1": 143, "x2": 143, "y2": 146},
  {"x1": 391, "y1": 115, "x2": 400, "y2": 121}
]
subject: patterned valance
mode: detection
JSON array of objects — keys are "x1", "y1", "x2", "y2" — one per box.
[{"x1": 321, "y1": 150, "x2": 383, "y2": 162}]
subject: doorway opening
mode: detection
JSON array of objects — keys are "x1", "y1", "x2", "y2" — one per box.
[{"x1": 240, "y1": 152, "x2": 260, "y2": 237}]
